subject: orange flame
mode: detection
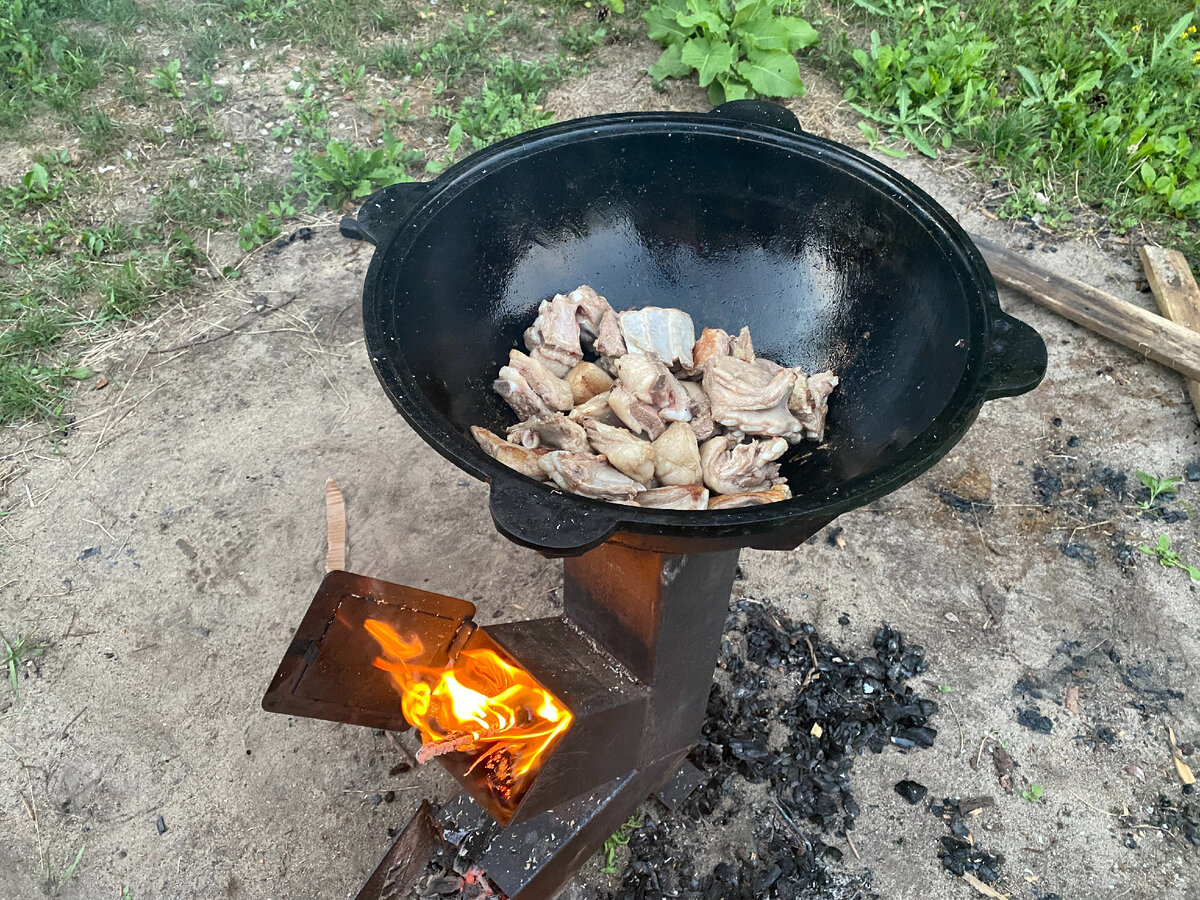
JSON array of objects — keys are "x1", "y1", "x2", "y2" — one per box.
[{"x1": 364, "y1": 619, "x2": 572, "y2": 791}]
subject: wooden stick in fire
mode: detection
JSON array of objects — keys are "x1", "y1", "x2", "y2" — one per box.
[{"x1": 414, "y1": 728, "x2": 505, "y2": 764}]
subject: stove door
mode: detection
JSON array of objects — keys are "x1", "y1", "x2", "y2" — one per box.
[{"x1": 262, "y1": 570, "x2": 476, "y2": 731}]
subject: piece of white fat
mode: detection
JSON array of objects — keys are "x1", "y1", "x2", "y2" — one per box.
[{"x1": 618, "y1": 307, "x2": 696, "y2": 370}]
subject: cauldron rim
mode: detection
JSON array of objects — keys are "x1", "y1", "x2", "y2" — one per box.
[{"x1": 357, "y1": 105, "x2": 1045, "y2": 555}]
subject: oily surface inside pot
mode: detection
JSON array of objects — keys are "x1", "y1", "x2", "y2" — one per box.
[{"x1": 373, "y1": 126, "x2": 983, "y2": 507}]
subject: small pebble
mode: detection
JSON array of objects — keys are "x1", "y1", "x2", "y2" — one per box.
[
  {"x1": 371, "y1": 793, "x2": 383, "y2": 806},
  {"x1": 384, "y1": 790, "x2": 395, "y2": 803},
  {"x1": 155, "y1": 816, "x2": 166, "y2": 835},
  {"x1": 1186, "y1": 462, "x2": 1200, "y2": 483}
]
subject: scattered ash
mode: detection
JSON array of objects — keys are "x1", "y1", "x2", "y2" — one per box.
[
  {"x1": 1032, "y1": 461, "x2": 1127, "y2": 511},
  {"x1": 407, "y1": 833, "x2": 506, "y2": 900},
  {"x1": 929, "y1": 798, "x2": 1005, "y2": 885},
  {"x1": 1051, "y1": 641, "x2": 1185, "y2": 717},
  {"x1": 602, "y1": 601, "x2": 940, "y2": 900},
  {"x1": 1030, "y1": 457, "x2": 1190, "y2": 568},
  {"x1": 1147, "y1": 794, "x2": 1200, "y2": 848},
  {"x1": 1118, "y1": 792, "x2": 1200, "y2": 851}
]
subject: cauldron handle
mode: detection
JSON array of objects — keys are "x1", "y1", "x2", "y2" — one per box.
[
  {"x1": 339, "y1": 181, "x2": 431, "y2": 247},
  {"x1": 981, "y1": 311, "x2": 1047, "y2": 400},
  {"x1": 708, "y1": 100, "x2": 803, "y2": 135},
  {"x1": 487, "y1": 478, "x2": 620, "y2": 557}
]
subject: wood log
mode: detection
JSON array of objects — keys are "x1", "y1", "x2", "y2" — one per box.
[
  {"x1": 970, "y1": 234, "x2": 1200, "y2": 383},
  {"x1": 1138, "y1": 245, "x2": 1200, "y2": 424}
]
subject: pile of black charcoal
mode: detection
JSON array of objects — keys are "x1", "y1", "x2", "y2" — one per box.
[{"x1": 603, "y1": 600, "x2": 941, "y2": 900}]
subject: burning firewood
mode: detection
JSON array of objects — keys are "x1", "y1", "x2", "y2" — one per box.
[{"x1": 414, "y1": 732, "x2": 481, "y2": 764}]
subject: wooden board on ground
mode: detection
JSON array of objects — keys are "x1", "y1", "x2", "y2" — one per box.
[
  {"x1": 971, "y1": 234, "x2": 1200, "y2": 384},
  {"x1": 1138, "y1": 245, "x2": 1200, "y2": 423}
]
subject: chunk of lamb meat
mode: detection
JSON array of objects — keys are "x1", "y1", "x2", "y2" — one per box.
[
  {"x1": 616, "y1": 353, "x2": 692, "y2": 423},
  {"x1": 618, "y1": 307, "x2": 695, "y2": 370},
  {"x1": 567, "y1": 285, "x2": 612, "y2": 350},
  {"x1": 652, "y1": 421, "x2": 702, "y2": 486},
  {"x1": 471, "y1": 426, "x2": 548, "y2": 481},
  {"x1": 635, "y1": 484, "x2": 710, "y2": 510},
  {"x1": 568, "y1": 390, "x2": 622, "y2": 427},
  {"x1": 731, "y1": 326, "x2": 755, "y2": 362},
  {"x1": 524, "y1": 294, "x2": 584, "y2": 376},
  {"x1": 538, "y1": 451, "x2": 645, "y2": 501},
  {"x1": 789, "y1": 371, "x2": 839, "y2": 442},
  {"x1": 594, "y1": 309, "x2": 627, "y2": 359},
  {"x1": 580, "y1": 419, "x2": 656, "y2": 484},
  {"x1": 707, "y1": 485, "x2": 792, "y2": 509},
  {"x1": 703, "y1": 355, "x2": 802, "y2": 439},
  {"x1": 699, "y1": 434, "x2": 789, "y2": 495},
  {"x1": 565, "y1": 361, "x2": 613, "y2": 405},
  {"x1": 494, "y1": 349, "x2": 574, "y2": 419},
  {"x1": 686, "y1": 327, "x2": 731, "y2": 375},
  {"x1": 679, "y1": 380, "x2": 718, "y2": 441},
  {"x1": 607, "y1": 385, "x2": 666, "y2": 440},
  {"x1": 506, "y1": 413, "x2": 589, "y2": 452}
]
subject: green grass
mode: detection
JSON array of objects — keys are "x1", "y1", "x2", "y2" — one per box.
[
  {"x1": 291, "y1": 134, "x2": 425, "y2": 208},
  {"x1": 0, "y1": 1, "x2": 145, "y2": 132},
  {"x1": 153, "y1": 157, "x2": 286, "y2": 231},
  {"x1": 1, "y1": 628, "x2": 49, "y2": 700},
  {"x1": 824, "y1": 0, "x2": 1200, "y2": 265},
  {"x1": 0, "y1": 150, "x2": 204, "y2": 425}
]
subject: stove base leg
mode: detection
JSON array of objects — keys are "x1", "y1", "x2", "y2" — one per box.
[{"x1": 437, "y1": 751, "x2": 689, "y2": 900}]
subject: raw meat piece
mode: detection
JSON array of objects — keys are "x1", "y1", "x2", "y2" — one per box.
[
  {"x1": 635, "y1": 484, "x2": 710, "y2": 510},
  {"x1": 565, "y1": 361, "x2": 613, "y2": 405},
  {"x1": 524, "y1": 295, "x2": 584, "y2": 376},
  {"x1": 679, "y1": 381, "x2": 718, "y2": 441},
  {"x1": 538, "y1": 451, "x2": 646, "y2": 501},
  {"x1": 652, "y1": 421, "x2": 702, "y2": 486},
  {"x1": 608, "y1": 385, "x2": 666, "y2": 440},
  {"x1": 568, "y1": 390, "x2": 622, "y2": 427},
  {"x1": 506, "y1": 413, "x2": 589, "y2": 452},
  {"x1": 689, "y1": 327, "x2": 732, "y2": 373},
  {"x1": 789, "y1": 370, "x2": 839, "y2": 442},
  {"x1": 618, "y1": 307, "x2": 695, "y2": 369},
  {"x1": 699, "y1": 434, "x2": 789, "y2": 495},
  {"x1": 707, "y1": 485, "x2": 793, "y2": 509},
  {"x1": 616, "y1": 354, "x2": 692, "y2": 423},
  {"x1": 471, "y1": 426, "x2": 548, "y2": 480},
  {"x1": 494, "y1": 349, "x2": 573, "y2": 419},
  {"x1": 731, "y1": 325, "x2": 755, "y2": 362},
  {"x1": 568, "y1": 285, "x2": 612, "y2": 349},
  {"x1": 703, "y1": 355, "x2": 802, "y2": 438},
  {"x1": 594, "y1": 309, "x2": 627, "y2": 358},
  {"x1": 581, "y1": 419, "x2": 656, "y2": 485}
]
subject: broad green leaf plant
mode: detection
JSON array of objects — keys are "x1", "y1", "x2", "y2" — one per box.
[{"x1": 645, "y1": 0, "x2": 819, "y2": 104}]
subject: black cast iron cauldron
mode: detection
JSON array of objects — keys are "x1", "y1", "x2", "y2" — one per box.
[{"x1": 341, "y1": 101, "x2": 1046, "y2": 556}]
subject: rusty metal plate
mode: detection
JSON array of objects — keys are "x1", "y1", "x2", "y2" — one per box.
[{"x1": 262, "y1": 571, "x2": 476, "y2": 730}]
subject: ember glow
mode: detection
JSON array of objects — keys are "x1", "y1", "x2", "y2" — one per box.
[{"x1": 364, "y1": 619, "x2": 572, "y2": 792}]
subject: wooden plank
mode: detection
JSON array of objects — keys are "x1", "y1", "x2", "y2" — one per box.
[
  {"x1": 1139, "y1": 245, "x2": 1200, "y2": 423},
  {"x1": 970, "y1": 234, "x2": 1200, "y2": 383},
  {"x1": 325, "y1": 478, "x2": 346, "y2": 572}
]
